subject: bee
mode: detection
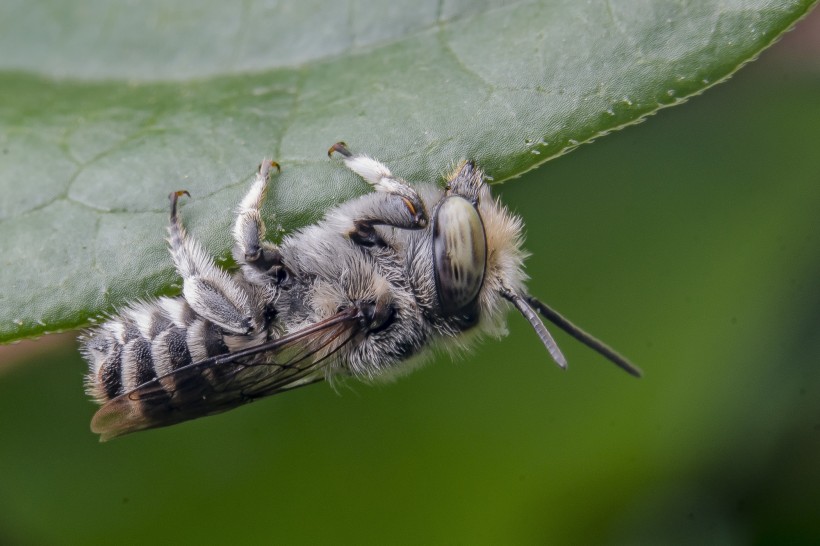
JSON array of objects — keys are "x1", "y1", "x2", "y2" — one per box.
[{"x1": 81, "y1": 143, "x2": 641, "y2": 441}]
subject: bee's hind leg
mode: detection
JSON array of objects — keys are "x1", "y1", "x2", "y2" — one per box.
[
  {"x1": 168, "y1": 191, "x2": 256, "y2": 334},
  {"x1": 232, "y1": 160, "x2": 289, "y2": 285},
  {"x1": 328, "y1": 142, "x2": 428, "y2": 246}
]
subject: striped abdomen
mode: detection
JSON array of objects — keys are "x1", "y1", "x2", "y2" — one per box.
[{"x1": 82, "y1": 297, "x2": 233, "y2": 403}]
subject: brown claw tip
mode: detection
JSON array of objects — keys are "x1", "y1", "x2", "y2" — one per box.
[
  {"x1": 169, "y1": 190, "x2": 191, "y2": 201},
  {"x1": 258, "y1": 160, "x2": 281, "y2": 177},
  {"x1": 328, "y1": 141, "x2": 352, "y2": 158},
  {"x1": 168, "y1": 190, "x2": 190, "y2": 219}
]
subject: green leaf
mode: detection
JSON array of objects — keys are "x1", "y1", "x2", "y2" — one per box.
[{"x1": 0, "y1": 0, "x2": 815, "y2": 343}]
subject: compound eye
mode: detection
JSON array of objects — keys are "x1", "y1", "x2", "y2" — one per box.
[{"x1": 433, "y1": 196, "x2": 487, "y2": 316}]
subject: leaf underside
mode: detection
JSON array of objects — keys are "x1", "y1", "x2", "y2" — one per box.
[{"x1": 0, "y1": 0, "x2": 815, "y2": 343}]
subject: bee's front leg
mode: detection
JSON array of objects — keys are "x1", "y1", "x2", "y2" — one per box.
[{"x1": 328, "y1": 142, "x2": 428, "y2": 246}]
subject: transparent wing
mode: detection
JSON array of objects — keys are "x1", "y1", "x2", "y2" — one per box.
[{"x1": 91, "y1": 308, "x2": 361, "y2": 441}]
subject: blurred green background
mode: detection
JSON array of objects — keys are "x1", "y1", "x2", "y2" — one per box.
[{"x1": 1, "y1": 18, "x2": 819, "y2": 546}]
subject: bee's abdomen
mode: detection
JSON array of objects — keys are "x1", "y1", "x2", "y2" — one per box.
[{"x1": 82, "y1": 297, "x2": 229, "y2": 403}]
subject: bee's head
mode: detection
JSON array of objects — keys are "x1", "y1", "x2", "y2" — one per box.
[
  {"x1": 430, "y1": 160, "x2": 641, "y2": 376},
  {"x1": 426, "y1": 161, "x2": 575, "y2": 370},
  {"x1": 432, "y1": 160, "x2": 533, "y2": 333}
]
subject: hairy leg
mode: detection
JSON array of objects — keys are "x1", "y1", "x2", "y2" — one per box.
[
  {"x1": 232, "y1": 160, "x2": 289, "y2": 285},
  {"x1": 328, "y1": 142, "x2": 428, "y2": 246},
  {"x1": 168, "y1": 191, "x2": 256, "y2": 334}
]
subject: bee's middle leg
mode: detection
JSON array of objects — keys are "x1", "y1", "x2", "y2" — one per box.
[{"x1": 232, "y1": 160, "x2": 289, "y2": 285}]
